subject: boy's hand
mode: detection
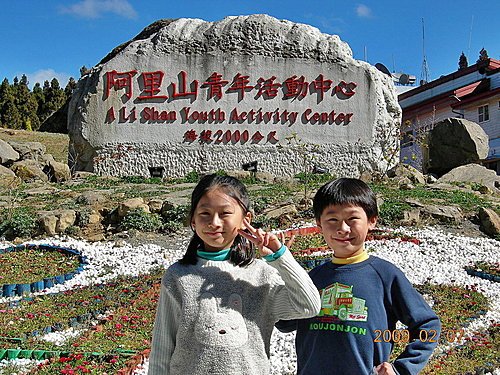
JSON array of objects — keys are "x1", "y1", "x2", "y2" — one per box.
[
  {"x1": 373, "y1": 362, "x2": 396, "y2": 375},
  {"x1": 238, "y1": 218, "x2": 282, "y2": 256}
]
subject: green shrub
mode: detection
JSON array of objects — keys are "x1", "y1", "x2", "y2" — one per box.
[
  {"x1": 0, "y1": 208, "x2": 38, "y2": 239},
  {"x1": 162, "y1": 205, "x2": 189, "y2": 233},
  {"x1": 294, "y1": 172, "x2": 335, "y2": 186},
  {"x1": 378, "y1": 200, "x2": 409, "y2": 225},
  {"x1": 121, "y1": 176, "x2": 163, "y2": 184},
  {"x1": 183, "y1": 170, "x2": 200, "y2": 183},
  {"x1": 120, "y1": 208, "x2": 163, "y2": 232}
]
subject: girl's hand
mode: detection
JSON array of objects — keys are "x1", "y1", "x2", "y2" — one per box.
[
  {"x1": 238, "y1": 218, "x2": 282, "y2": 256},
  {"x1": 373, "y1": 362, "x2": 397, "y2": 375}
]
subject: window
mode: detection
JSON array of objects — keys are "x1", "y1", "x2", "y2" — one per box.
[
  {"x1": 401, "y1": 130, "x2": 414, "y2": 148},
  {"x1": 478, "y1": 105, "x2": 489, "y2": 122}
]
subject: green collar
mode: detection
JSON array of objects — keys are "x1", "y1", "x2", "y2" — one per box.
[{"x1": 197, "y1": 248, "x2": 231, "y2": 261}]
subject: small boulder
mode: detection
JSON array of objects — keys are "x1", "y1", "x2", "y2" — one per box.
[
  {"x1": 387, "y1": 163, "x2": 426, "y2": 185},
  {"x1": 437, "y1": 164, "x2": 500, "y2": 192},
  {"x1": 11, "y1": 160, "x2": 48, "y2": 182},
  {"x1": 478, "y1": 207, "x2": 500, "y2": 237},
  {"x1": 117, "y1": 197, "x2": 150, "y2": 218},
  {"x1": 8, "y1": 141, "x2": 46, "y2": 161},
  {"x1": 46, "y1": 160, "x2": 71, "y2": 182},
  {"x1": 0, "y1": 139, "x2": 20, "y2": 164}
]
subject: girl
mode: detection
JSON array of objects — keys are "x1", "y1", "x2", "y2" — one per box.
[{"x1": 148, "y1": 174, "x2": 321, "y2": 375}]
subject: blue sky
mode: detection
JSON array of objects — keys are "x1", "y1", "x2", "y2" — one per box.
[{"x1": 1, "y1": 0, "x2": 498, "y2": 88}]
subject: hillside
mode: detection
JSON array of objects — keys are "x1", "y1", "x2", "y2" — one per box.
[{"x1": 0, "y1": 127, "x2": 69, "y2": 163}]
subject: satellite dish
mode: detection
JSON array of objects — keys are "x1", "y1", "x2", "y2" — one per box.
[
  {"x1": 375, "y1": 63, "x2": 392, "y2": 77},
  {"x1": 399, "y1": 73, "x2": 410, "y2": 85}
]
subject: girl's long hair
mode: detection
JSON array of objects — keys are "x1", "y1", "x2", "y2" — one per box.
[{"x1": 179, "y1": 174, "x2": 255, "y2": 267}]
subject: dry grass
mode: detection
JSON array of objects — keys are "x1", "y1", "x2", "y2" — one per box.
[{"x1": 0, "y1": 127, "x2": 69, "y2": 163}]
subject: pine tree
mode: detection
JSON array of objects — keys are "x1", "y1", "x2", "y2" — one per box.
[
  {"x1": 64, "y1": 77, "x2": 77, "y2": 98},
  {"x1": 0, "y1": 78, "x2": 21, "y2": 129},
  {"x1": 14, "y1": 75, "x2": 40, "y2": 131},
  {"x1": 33, "y1": 82, "x2": 45, "y2": 121},
  {"x1": 39, "y1": 78, "x2": 67, "y2": 122}
]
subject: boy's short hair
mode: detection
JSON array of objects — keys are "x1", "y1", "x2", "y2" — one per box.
[{"x1": 313, "y1": 178, "x2": 378, "y2": 220}]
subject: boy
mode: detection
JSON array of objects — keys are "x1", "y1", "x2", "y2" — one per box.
[{"x1": 276, "y1": 178, "x2": 441, "y2": 375}]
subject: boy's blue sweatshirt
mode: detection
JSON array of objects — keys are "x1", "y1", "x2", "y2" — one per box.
[{"x1": 276, "y1": 256, "x2": 441, "y2": 375}]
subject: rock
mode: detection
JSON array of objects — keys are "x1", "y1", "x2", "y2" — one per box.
[
  {"x1": 0, "y1": 138, "x2": 20, "y2": 164},
  {"x1": 45, "y1": 159, "x2": 71, "y2": 182},
  {"x1": 401, "y1": 208, "x2": 421, "y2": 226},
  {"x1": 437, "y1": 164, "x2": 500, "y2": 192},
  {"x1": 0, "y1": 164, "x2": 15, "y2": 177},
  {"x1": 39, "y1": 214, "x2": 58, "y2": 236},
  {"x1": 40, "y1": 154, "x2": 55, "y2": 165},
  {"x1": 39, "y1": 210, "x2": 77, "y2": 235},
  {"x1": 263, "y1": 204, "x2": 298, "y2": 219},
  {"x1": 117, "y1": 197, "x2": 150, "y2": 217},
  {"x1": 387, "y1": 163, "x2": 426, "y2": 185},
  {"x1": 478, "y1": 207, "x2": 500, "y2": 237},
  {"x1": 426, "y1": 174, "x2": 438, "y2": 184},
  {"x1": 255, "y1": 172, "x2": 275, "y2": 184},
  {"x1": 11, "y1": 160, "x2": 49, "y2": 182},
  {"x1": 359, "y1": 170, "x2": 374, "y2": 183},
  {"x1": 226, "y1": 170, "x2": 252, "y2": 180},
  {"x1": 420, "y1": 204, "x2": 463, "y2": 223},
  {"x1": 148, "y1": 198, "x2": 164, "y2": 213},
  {"x1": 76, "y1": 191, "x2": 108, "y2": 206},
  {"x1": 56, "y1": 210, "x2": 77, "y2": 232},
  {"x1": 0, "y1": 164, "x2": 20, "y2": 188},
  {"x1": 427, "y1": 118, "x2": 489, "y2": 176},
  {"x1": 68, "y1": 15, "x2": 400, "y2": 178},
  {"x1": 8, "y1": 141, "x2": 46, "y2": 161},
  {"x1": 87, "y1": 211, "x2": 103, "y2": 225}
]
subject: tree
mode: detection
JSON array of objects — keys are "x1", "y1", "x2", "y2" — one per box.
[
  {"x1": 0, "y1": 78, "x2": 21, "y2": 128},
  {"x1": 64, "y1": 77, "x2": 77, "y2": 97},
  {"x1": 33, "y1": 82, "x2": 45, "y2": 120},
  {"x1": 39, "y1": 78, "x2": 67, "y2": 122},
  {"x1": 14, "y1": 75, "x2": 40, "y2": 131},
  {"x1": 458, "y1": 52, "x2": 468, "y2": 70}
]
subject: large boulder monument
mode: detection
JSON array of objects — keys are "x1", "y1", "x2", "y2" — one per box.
[{"x1": 68, "y1": 15, "x2": 401, "y2": 178}]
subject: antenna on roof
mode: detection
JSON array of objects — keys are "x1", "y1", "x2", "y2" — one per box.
[{"x1": 420, "y1": 18, "x2": 431, "y2": 85}]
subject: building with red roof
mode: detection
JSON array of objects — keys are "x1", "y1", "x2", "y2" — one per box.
[{"x1": 398, "y1": 56, "x2": 500, "y2": 174}]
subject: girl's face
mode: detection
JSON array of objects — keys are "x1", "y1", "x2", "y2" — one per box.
[
  {"x1": 316, "y1": 203, "x2": 377, "y2": 259},
  {"x1": 191, "y1": 188, "x2": 251, "y2": 252}
]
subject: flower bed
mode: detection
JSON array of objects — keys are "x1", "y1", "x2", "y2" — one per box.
[
  {"x1": 465, "y1": 261, "x2": 500, "y2": 283},
  {"x1": 0, "y1": 226, "x2": 499, "y2": 375},
  {"x1": 0, "y1": 244, "x2": 88, "y2": 297}
]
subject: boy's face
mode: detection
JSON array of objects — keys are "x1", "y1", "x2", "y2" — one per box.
[{"x1": 316, "y1": 203, "x2": 377, "y2": 259}]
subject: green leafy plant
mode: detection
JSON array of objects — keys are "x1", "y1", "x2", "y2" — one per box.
[
  {"x1": 120, "y1": 209, "x2": 163, "y2": 232},
  {"x1": 182, "y1": 170, "x2": 200, "y2": 183},
  {"x1": 120, "y1": 176, "x2": 163, "y2": 184},
  {"x1": 161, "y1": 205, "x2": 189, "y2": 232},
  {"x1": 378, "y1": 200, "x2": 411, "y2": 225},
  {"x1": 0, "y1": 207, "x2": 38, "y2": 239}
]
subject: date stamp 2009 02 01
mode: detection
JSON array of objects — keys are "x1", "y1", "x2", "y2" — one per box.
[{"x1": 373, "y1": 328, "x2": 465, "y2": 344}]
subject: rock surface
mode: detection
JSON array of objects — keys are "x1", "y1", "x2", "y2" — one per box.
[
  {"x1": 427, "y1": 118, "x2": 489, "y2": 176},
  {"x1": 68, "y1": 15, "x2": 400, "y2": 178}
]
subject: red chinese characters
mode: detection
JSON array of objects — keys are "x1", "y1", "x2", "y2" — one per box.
[
  {"x1": 105, "y1": 70, "x2": 137, "y2": 99},
  {"x1": 138, "y1": 71, "x2": 168, "y2": 100},
  {"x1": 103, "y1": 69, "x2": 357, "y2": 102},
  {"x1": 183, "y1": 129, "x2": 278, "y2": 145}
]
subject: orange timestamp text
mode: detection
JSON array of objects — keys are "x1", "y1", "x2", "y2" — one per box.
[{"x1": 373, "y1": 328, "x2": 465, "y2": 344}]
